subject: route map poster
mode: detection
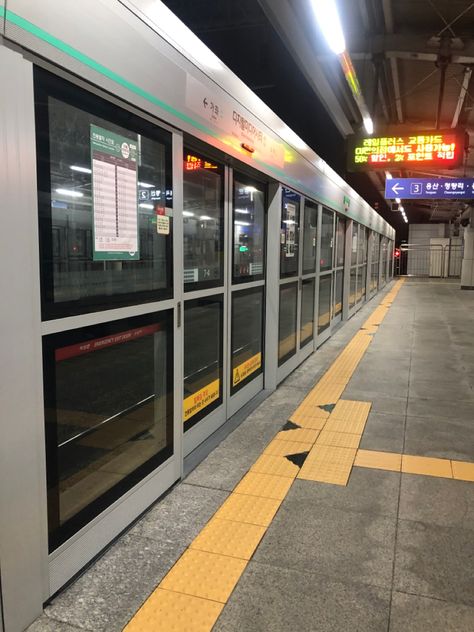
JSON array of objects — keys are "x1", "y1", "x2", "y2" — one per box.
[{"x1": 91, "y1": 124, "x2": 139, "y2": 261}]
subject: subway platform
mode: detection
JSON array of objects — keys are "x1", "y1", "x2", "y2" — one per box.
[{"x1": 29, "y1": 278, "x2": 474, "y2": 632}]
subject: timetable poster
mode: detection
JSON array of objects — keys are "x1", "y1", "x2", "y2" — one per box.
[{"x1": 90, "y1": 124, "x2": 140, "y2": 261}]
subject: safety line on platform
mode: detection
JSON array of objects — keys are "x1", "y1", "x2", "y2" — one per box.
[{"x1": 123, "y1": 281, "x2": 405, "y2": 631}]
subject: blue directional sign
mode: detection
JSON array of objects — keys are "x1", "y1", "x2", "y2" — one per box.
[{"x1": 385, "y1": 177, "x2": 474, "y2": 200}]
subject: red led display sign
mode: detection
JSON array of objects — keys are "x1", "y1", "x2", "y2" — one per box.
[
  {"x1": 347, "y1": 128, "x2": 466, "y2": 172},
  {"x1": 184, "y1": 154, "x2": 219, "y2": 171}
]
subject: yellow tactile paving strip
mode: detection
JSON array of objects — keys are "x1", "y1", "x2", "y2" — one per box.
[{"x1": 128, "y1": 278, "x2": 461, "y2": 631}]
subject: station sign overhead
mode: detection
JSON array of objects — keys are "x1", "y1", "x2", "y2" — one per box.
[
  {"x1": 347, "y1": 128, "x2": 466, "y2": 172},
  {"x1": 385, "y1": 177, "x2": 474, "y2": 200}
]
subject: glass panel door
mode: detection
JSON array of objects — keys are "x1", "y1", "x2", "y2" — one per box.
[
  {"x1": 318, "y1": 208, "x2": 335, "y2": 341},
  {"x1": 229, "y1": 173, "x2": 266, "y2": 412}
]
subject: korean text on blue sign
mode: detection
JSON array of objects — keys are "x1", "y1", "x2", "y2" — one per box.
[{"x1": 385, "y1": 177, "x2": 474, "y2": 200}]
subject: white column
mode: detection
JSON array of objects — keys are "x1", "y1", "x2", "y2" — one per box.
[{"x1": 461, "y1": 209, "x2": 474, "y2": 289}]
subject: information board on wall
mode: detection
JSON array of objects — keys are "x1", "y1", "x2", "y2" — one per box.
[
  {"x1": 347, "y1": 128, "x2": 466, "y2": 172},
  {"x1": 385, "y1": 177, "x2": 474, "y2": 200},
  {"x1": 91, "y1": 124, "x2": 139, "y2": 260}
]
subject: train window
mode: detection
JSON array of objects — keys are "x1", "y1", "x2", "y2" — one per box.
[
  {"x1": 320, "y1": 209, "x2": 334, "y2": 272},
  {"x1": 43, "y1": 310, "x2": 174, "y2": 550},
  {"x1": 280, "y1": 188, "x2": 300, "y2": 278},
  {"x1": 232, "y1": 175, "x2": 266, "y2": 282},
  {"x1": 231, "y1": 287, "x2": 264, "y2": 393},
  {"x1": 302, "y1": 199, "x2": 318, "y2": 274},
  {"x1": 183, "y1": 150, "x2": 224, "y2": 289},
  {"x1": 278, "y1": 282, "x2": 298, "y2": 364},
  {"x1": 34, "y1": 67, "x2": 173, "y2": 319},
  {"x1": 183, "y1": 296, "x2": 223, "y2": 430}
]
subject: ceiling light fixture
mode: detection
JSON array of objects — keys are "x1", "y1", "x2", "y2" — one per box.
[
  {"x1": 70, "y1": 165, "x2": 91, "y2": 174},
  {"x1": 310, "y1": 0, "x2": 346, "y2": 55},
  {"x1": 55, "y1": 188, "x2": 83, "y2": 198}
]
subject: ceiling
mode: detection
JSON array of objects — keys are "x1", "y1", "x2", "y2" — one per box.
[{"x1": 161, "y1": 0, "x2": 474, "y2": 235}]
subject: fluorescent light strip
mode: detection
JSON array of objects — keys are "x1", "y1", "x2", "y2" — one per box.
[
  {"x1": 139, "y1": 203, "x2": 154, "y2": 209},
  {"x1": 70, "y1": 165, "x2": 91, "y2": 174},
  {"x1": 310, "y1": 0, "x2": 346, "y2": 55},
  {"x1": 55, "y1": 188, "x2": 83, "y2": 198}
]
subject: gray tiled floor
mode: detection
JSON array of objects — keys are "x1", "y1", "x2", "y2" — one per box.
[{"x1": 30, "y1": 280, "x2": 474, "y2": 631}]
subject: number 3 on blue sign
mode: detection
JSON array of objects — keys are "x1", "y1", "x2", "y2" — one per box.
[{"x1": 410, "y1": 182, "x2": 422, "y2": 194}]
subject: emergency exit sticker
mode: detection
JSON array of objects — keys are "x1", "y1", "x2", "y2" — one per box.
[
  {"x1": 233, "y1": 352, "x2": 262, "y2": 387},
  {"x1": 183, "y1": 379, "x2": 220, "y2": 422}
]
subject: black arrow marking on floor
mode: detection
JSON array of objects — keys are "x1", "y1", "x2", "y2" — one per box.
[
  {"x1": 282, "y1": 420, "x2": 301, "y2": 431},
  {"x1": 285, "y1": 451, "x2": 309, "y2": 467}
]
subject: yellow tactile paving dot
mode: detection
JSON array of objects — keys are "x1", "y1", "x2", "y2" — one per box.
[
  {"x1": 190, "y1": 517, "x2": 266, "y2": 560},
  {"x1": 305, "y1": 383, "x2": 346, "y2": 405},
  {"x1": 324, "y1": 416, "x2": 367, "y2": 435},
  {"x1": 354, "y1": 449, "x2": 401, "y2": 471},
  {"x1": 250, "y1": 454, "x2": 300, "y2": 478},
  {"x1": 214, "y1": 493, "x2": 282, "y2": 527},
  {"x1": 263, "y1": 438, "x2": 313, "y2": 457},
  {"x1": 123, "y1": 588, "x2": 224, "y2": 632},
  {"x1": 290, "y1": 409, "x2": 329, "y2": 430},
  {"x1": 401, "y1": 455, "x2": 453, "y2": 478},
  {"x1": 304, "y1": 444, "x2": 357, "y2": 466},
  {"x1": 160, "y1": 549, "x2": 247, "y2": 603},
  {"x1": 297, "y1": 460, "x2": 353, "y2": 486},
  {"x1": 233, "y1": 471, "x2": 294, "y2": 500},
  {"x1": 291, "y1": 401, "x2": 330, "y2": 419},
  {"x1": 451, "y1": 460, "x2": 474, "y2": 482},
  {"x1": 275, "y1": 428, "x2": 320, "y2": 443},
  {"x1": 330, "y1": 399, "x2": 372, "y2": 422},
  {"x1": 317, "y1": 429, "x2": 361, "y2": 449}
]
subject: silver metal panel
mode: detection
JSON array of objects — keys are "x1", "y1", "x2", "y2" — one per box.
[
  {"x1": 264, "y1": 184, "x2": 282, "y2": 392},
  {"x1": 183, "y1": 405, "x2": 226, "y2": 456},
  {"x1": 4, "y1": 0, "x2": 394, "y2": 239},
  {"x1": 0, "y1": 46, "x2": 48, "y2": 631},
  {"x1": 227, "y1": 375, "x2": 264, "y2": 419}
]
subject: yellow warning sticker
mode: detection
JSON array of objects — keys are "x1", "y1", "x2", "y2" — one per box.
[
  {"x1": 183, "y1": 379, "x2": 220, "y2": 423},
  {"x1": 233, "y1": 352, "x2": 262, "y2": 387}
]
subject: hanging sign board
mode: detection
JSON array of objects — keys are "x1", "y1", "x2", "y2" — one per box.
[
  {"x1": 91, "y1": 124, "x2": 139, "y2": 260},
  {"x1": 347, "y1": 128, "x2": 466, "y2": 172},
  {"x1": 385, "y1": 177, "x2": 474, "y2": 199}
]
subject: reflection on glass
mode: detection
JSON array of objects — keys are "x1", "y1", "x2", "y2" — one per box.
[
  {"x1": 35, "y1": 68, "x2": 173, "y2": 318},
  {"x1": 231, "y1": 288, "x2": 264, "y2": 392},
  {"x1": 43, "y1": 312, "x2": 173, "y2": 550},
  {"x1": 334, "y1": 270, "x2": 343, "y2": 317},
  {"x1": 278, "y1": 283, "x2": 298, "y2": 364},
  {"x1": 335, "y1": 216, "x2": 345, "y2": 268},
  {"x1": 318, "y1": 275, "x2": 332, "y2": 333},
  {"x1": 349, "y1": 267, "x2": 357, "y2": 308},
  {"x1": 233, "y1": 177, "x2": 265, "y2": 281},
  {"x1": 300, "y1": 279, "x2": 315, "y2": 347},
  {"x1": 183, "y1": 151, "x2": 224, "y2": 288},
  {"x1": 371, "y1": 234, "x2": 380, "y2": 292},
  {"x1": 351, "y1": 222, "x2": 359, "y2": 265},
  {"x1": 381, "y1": 238, "x2": 388, "y2": 284},
  {"x1": 320, "y1": 209, "x2": 334, "y2": 272},
  {"x1": 303, "y1": 200, "x2": 318, "y2": 273},
  {"x1": 184, "y1": 297, "x2": 223, "y2": 430},
  {"x1": 359, "y1": 265, "x2": 367, "y2": 301},
  {"x1": 280, "y1": 188, "x2": 300, "y2": 278},
  {"x1": 359, "y1": 227, "x2": 367, "y2": 264}
]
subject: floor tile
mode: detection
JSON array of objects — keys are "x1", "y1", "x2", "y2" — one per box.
[
  {"x1": 263, "y1": 438, "x2": 313, "y2": 457},
  {"x1": 44, "y1": 534, "x2": 184, "y2": 632},
  {"x1": 214, "y1": 563, "x2": 391, "y2": 632},
  {"x1": 129, "y1": 483, "x2": 228, "y2": 544},
  {"x1": 324, "y1": 416, "x2": 367, "y2": 434},
  {"x1": 275, "y1": 428, "x2": 320, "y2": 443},
  {"x1": 407, "y1": 397, "x2": 474, "y2": 423},
  {"x1": 160, "y1": 549, "x2": 247, "y2": 603},
  {"x1": 213, "y1": 494, "x2": 282, "y2": 527},
  {"x1": 250, "y1": 454, "x2": 300, "y2": 478},
  {"x1": 404, "y1": 414, "x2": 474, "y2": 461},
  {"x1": 359, "y1": 412, "x2": 405, "y2": 453},
  {"x1": 287, "y1": 468, "x2": 400, "y2": 518},
  {"x1": 317, "y1": 430, "x2": 361, "y2": 449},
  {"x1": 394, "y1": 519, "x2": 474, "y2": 605},
  {"x1": 190, "y1": 517, "x2": 266, "y2": 560},
  {"x1": 389, "y1": 591, "x2": 474, "y2": 632},
  {"x1": 399, "y1": 474, "x2": 474, "y2": 529},
  {"x1": 452, "y1": 460, "x2": 474, "y2": 482},
  {"x1": 233, "y1": 472, "x2": 294, "y2": 501},
  {"x1": 254, "y1": 503, "x2": 396, "y2": 589},
  {"x1": 401, "y1": 454, "x2": 452, "y2": 478},
  {"x1": 27, "y1": 617, "x2": 88, "y2": 632},
  {"x1": 354, "y1": 449, "x2": 401, "y2": 472},
  {"x1": 123, "y1": 589, "x2": 223, "y2": 632}
]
